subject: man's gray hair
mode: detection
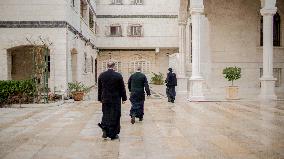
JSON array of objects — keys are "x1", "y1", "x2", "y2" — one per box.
[{"x1": 107, "y1": 61, "x2": 115, "y2": 69}]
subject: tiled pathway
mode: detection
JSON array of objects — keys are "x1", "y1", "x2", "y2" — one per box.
[{"x1": 0, "y1": 98, "x2": 283, "y2": 159}]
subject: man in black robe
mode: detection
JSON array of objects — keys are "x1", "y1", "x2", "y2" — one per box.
[
  {"x1": 128, "y1": 66, "x2": 151, "y2": 124},
  {"x1": 97, "y1": 62, "x2": 127, "y2": 140},
  {"x1": 165, "y1": 68, "x2": 177, "y2": 103}
]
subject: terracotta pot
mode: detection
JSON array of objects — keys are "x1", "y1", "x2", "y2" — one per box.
[
  {"x1": 73, "y1": 91, "x2": 84, "y2": 101},
  {"x1": 226, "y1": 86, "x2": 239, "y2": 100}
]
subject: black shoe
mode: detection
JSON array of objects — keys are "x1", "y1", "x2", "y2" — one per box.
[
  {"x1": 111, "y1": 135, "x2": 119, "y2": 140},
  {"x1": 171, "y1": 100, "x2": 175, "y2": 103},
  {"x1": 131, "y1": 116, "x2": 135, "y2": 124},
  {"x1": 102, "y1": 130, "x2": 107, "y2": 138},
  {"x1": 139, "y1": 117, "x2": 143, "y2": 121},
  {"x1": 98, "y1": 123, "x2": 107, "y2": 138}
]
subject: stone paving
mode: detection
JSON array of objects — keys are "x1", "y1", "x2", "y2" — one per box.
[{"x1": 0, "y1": 97, "x2": 283, "y2": 159}]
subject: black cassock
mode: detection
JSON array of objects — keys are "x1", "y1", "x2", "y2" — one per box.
[
  {"x1": 98, "y1": 69, "x2": 127, "y2": 138},
  {"x1": 128, "y1": 72, "x2": 150, "y2": 119},
  {"x1": 165, "y1": 71, "x2": 177, "y2": 102}
]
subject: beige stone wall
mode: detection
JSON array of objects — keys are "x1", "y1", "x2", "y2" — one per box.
[
  {"x1": 202, "y1": 0, "x2": 284, "y2": 96},
  {"x1": 97, "y1": 49, "x2": 177, "y2": 82}
]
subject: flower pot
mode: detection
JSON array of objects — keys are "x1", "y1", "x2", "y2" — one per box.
[
  {"x1": 72, "y1": 91, "x2": 84, "y2": 101},
  {"x1": 226, "y1": 86, "x2": 239, "y2": 100}
]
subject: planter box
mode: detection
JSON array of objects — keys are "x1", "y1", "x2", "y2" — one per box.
[{"x1": 226, "y1": 86, "x2": 239, "y2": 100}]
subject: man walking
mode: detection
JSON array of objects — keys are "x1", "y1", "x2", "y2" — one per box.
[
  {"x1": 128, "y1": 66, "x2": 151, "y2": 124},
  {"x1": 98, "y1": 61, "x2": 127, "y2": 140},
  {"x1": 165, "y1": 68, "x2": 177, "y2": 103}
]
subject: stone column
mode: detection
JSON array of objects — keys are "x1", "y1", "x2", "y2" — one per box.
[
  {"x1": 0, "y1": 50, "x2": 9, "y2": 80},
  {"x1": 176, "y1": 21, "x2": 188, "y2": 94},
  {"x1": 259, "y1": 7, "x2": 277, "y2": 100},
  {"x1": 188, "y1": 6, "x2": 205, "y2": 101}
]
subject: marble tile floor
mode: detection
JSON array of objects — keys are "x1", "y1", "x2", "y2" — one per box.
[{"x1": 0, "y1": 98, "x2": 283, "y2": 159}]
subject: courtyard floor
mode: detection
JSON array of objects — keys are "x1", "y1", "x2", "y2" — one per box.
[{"x1": 0, "y1": 96, "x2": 283, "y2": 159}]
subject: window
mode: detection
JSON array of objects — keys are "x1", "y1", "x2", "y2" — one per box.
[
  {"x1": 101, "y1": 60, "x2": 122, "y2": 73},
  {"x1": 260, "y1": 68, "x2": 282, "y2": 87},
  {"x1": 80, "y1": 0, "x2": 88, "y2": 19},
  {"x1": 89, "y1": 10, "x2": 94, "y2": 29},
  {"x1": 111, "y1": 0, "x2": 122, "y2": 5},
  {"x1": 91, "y1": 56, "x2": 94, "y2": 73},
  {"x1": 128, "y1": 25, "x2": 142, "y2": 37},
  {"x1": 71, "y1": 0, "x2": 75, "y2": 7},
  {"x1": 134, "y1": 0, "x2": 143, "y2": 5},
  {"x1": 260, "y1": 12, "x2": 281, "y2": 46},
  {"x1": 129, "y1": 60, "x2": 150, "y2": 74},
  {"x1": 84, "y1": 52, "x2": 87, "y2": 73},
  {"x1": 11, "y1": 54, "x2": 16, "y2": 74},
  {"x1": 110, "y1": 26, "x2": 122, "y2": 36}
]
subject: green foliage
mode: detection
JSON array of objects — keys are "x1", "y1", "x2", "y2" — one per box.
[
  {"x1": 0, "y1": 79, "x2": 36, "y2": 106},
  {"x1": 222, "y1": 66, "x2": 241, "y2": 86},
  {"x1": 151, "y1": 72, "x2": 164, "y2": 85},
  {"x1": 68, "y1": 81, "x2": 94, "y2": 94}
]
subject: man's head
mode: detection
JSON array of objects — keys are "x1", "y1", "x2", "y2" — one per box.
[
  {"x1": 107, "y1": 61, "x2": 115, "y2": 69},
  {"x1": 136, "y1": 66, "x2": 142, "y2": 72},
  {"x1": 168, "y1": 68, "x2": 173, "y2": 72}
]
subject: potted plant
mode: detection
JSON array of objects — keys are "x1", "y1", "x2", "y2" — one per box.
[
  {"x1": 68, "y1": 81, "x2": 94, "y2": 101},
  {"x1": 151, "y1": 72, "x2": 164, "y2": 85},
  {"x1": 222, "y1": 66, "x2": 241, "y2": 100}
]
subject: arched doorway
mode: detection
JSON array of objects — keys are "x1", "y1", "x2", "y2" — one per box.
[{"x1": 7, "y1": 45, "x2": 50, "y2": 81}]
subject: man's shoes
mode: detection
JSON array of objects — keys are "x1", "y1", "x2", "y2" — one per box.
[
  {"x1": 102, "y1": 130, "x2": 107, "y2": 138},
  {"x1": 98, "y1": 123, "x2": 107, "y2": 138},
  {"x1": 111, "y1": 135, "x2": 119, "y2": 140},
  {"x1": 139, "y1": 117, "x2": 143, "y2": 121},
  {"x1": 131, "y1": 116, "x2": 135, "y2": 124}
]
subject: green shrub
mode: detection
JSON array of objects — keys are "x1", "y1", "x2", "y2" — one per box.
[
  {"x1": 151, "y1": 72, "x2": 164, "y2": 85},
  {"x1": 222, "y1": 66, "x2": 241, "y2": 86},
  {"x1": 0, "y1": 79, "x2": 36, "y2": 106}
]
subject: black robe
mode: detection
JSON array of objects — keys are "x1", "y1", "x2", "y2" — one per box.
[
  {"x1": 128, "y1": 72, "x2": 150, "y2": 118},
  {"x1": 98, "y1": 69, "x2": 127, "y2": 138},
  {"x1": 165, "y1": 71, "x2": 177, "y2": 101}
]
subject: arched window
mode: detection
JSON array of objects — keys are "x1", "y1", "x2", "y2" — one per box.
[
  {"x1": 101, "y1": 60, "x2": 122, "y2": 73},
  {"x1": 260, "y1": 12, "x2": 281, "y2": 46},
  {"x1": 129, "y1": 60, "x2": 151, "y2": 74}
]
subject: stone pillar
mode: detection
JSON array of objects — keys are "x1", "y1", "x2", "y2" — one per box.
[
  {"x1": 259, "y1": 7, "x2": 277, "y2": 100},
  {"x1": 0, "y1": 50, "x2": 8, "y2": 80},
  {"x1": 176, "y1": 21, "x2": 188, "y2": 94},
  {"x1": 188, "y1": 6, "x2": 205, "y2": 101}
]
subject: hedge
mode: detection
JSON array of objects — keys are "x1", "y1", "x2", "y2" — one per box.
[{"x1": 0, "y1": 79, "x2": 36, "y2": 106}]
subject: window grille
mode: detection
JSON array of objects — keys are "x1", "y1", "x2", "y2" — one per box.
[
  {"x1": 101, "y1": 60, "x2": 122, "y2": 73},
  {"x1": 112, "y1": 0, "x2": 122, "y2": 5},
  {"x1": 129, "y1": 60, "x2": 150, "y2": 74},
  {"x1": 128, "y1": 25, "x2": 142, "y2": 37},
  {"x1": 134, "y1": 0, "x2": 143, "y2": 4}
]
